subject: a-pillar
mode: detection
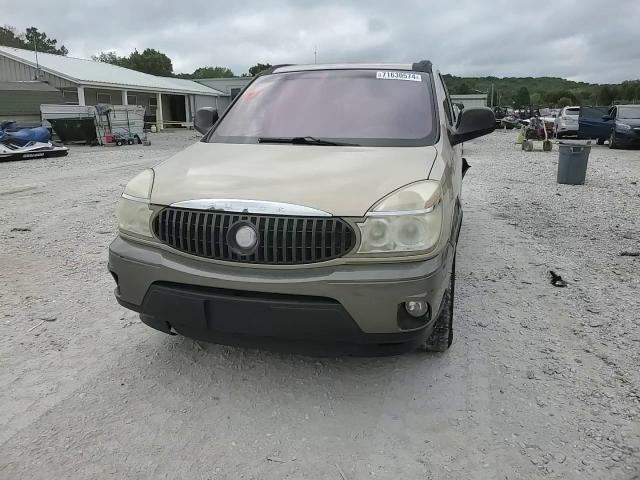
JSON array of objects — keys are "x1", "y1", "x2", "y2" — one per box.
[
  {"x1": 156, "y1": 92, "x2": 163, "y2": 130},
  {"x1": 77, "y1": 85, "x2": 86, "y2": 106}
]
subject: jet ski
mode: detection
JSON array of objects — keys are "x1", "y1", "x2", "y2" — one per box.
[{"x1": 0, "y1": 121, "x2": 68, "y2": 162}]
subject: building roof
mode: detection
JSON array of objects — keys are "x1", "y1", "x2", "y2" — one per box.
[
  {"x1": 195, "y1": 77, "x2": 253, "y2": 95},
  {"x1": 197, "y1": 76, "x2": 254, "y2": 83},
  {"x1": 0, "y1": 80, "x2": 60, "y2": 92},
  {"x1": 0, "y1": 46, "x2": 224, "y2": 96},
  {"x1": 450, "y1": 94, "x2": 488, "y2": 99}
]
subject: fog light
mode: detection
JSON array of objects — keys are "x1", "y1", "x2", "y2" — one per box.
[{"x1": 405, "y1": 300, "x2": 428, "y2": 318}]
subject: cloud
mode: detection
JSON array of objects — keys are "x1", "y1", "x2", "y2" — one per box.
[{"x1": 3, "y1": 0, "x2": 639, "y2": 82}]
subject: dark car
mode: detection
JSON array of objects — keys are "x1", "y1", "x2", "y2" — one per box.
[
  {"x1": 578, "y1": 106, "x2": 612, "y2": 144},
  {"x1": 579, "y1": 105, "x2": 640, "y2": 148},
  {"x1": 608, "y1": 105, "x2": 640, "y2": 149}
]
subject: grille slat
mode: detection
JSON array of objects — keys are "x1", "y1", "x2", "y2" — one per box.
[
  {"x1": 291, "y1": 218, "x2": 298, "y2": 263},
  {"x1": 154, "y1": 208, "x2": 356, "y2": 265},
  {"x1": 186, "y1": 211, "x2": 193, "y2": 253}
]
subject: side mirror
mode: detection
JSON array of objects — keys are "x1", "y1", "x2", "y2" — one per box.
[
  {"x1": 449, "y1": 107, "x2": 495, "y2": 145},
  {"x1": 194, "y1": 107, "x2": 219, "y2": 134},
  {"x1": 602, "y1": 115, "x2": 612, "y2": 121}
]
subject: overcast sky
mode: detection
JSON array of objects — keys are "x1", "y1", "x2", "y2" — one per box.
[{"x1": 3, "y1": 0, "x2": 639, "y2": 83}]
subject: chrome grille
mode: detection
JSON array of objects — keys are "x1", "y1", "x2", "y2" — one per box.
[{"x1": 153, "y1": 208, "x2": 356, "y2": 265}]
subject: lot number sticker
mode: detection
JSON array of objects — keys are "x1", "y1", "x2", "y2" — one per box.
[{"x1": 376, "y1": 71, "x2": 422, "y2": 82}]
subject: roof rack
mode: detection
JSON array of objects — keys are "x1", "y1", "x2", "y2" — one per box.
[
  {"x1": 259, "y1": 64, "x2": 293, "y2": 76},
  {"x1": 412, "y1": 60, "x2": 432, "y2": 73}
]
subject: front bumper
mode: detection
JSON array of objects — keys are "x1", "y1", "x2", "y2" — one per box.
[
  {"x1": 108, "y1": 236, "x2": 453, "y2": 348},
  {"x1": 557, "y1": 124, "x2": 578, "y2": 134},
  {"x1": 615, "y1": 129, "x2": 640, "y2": 146}
]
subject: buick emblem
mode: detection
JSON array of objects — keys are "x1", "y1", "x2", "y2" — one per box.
[
  {"x1": 227, "y1": 222, "x2": 258, "y2": 254},
  {"x1": 236, "y1": 225, "x2": 257, "y2": 249}
]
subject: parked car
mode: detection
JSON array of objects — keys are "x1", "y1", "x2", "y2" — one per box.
[
  {"x1": 578, "y1": 105, "x2": 640, "y2": 148},
  {"x1": 554, "y1": 106, "x2": 580, "y2": 138},
  {"x1": 607, "y1": 105, "x2": 640, "y2": 149},
  {"x1": 501, "y1": 115, "x2": 520, "y2": 129},
  {"x1": 108, "y1": 61, "x2": 495, "y2": 354},
  {"x1": 493, "y1": 106, "x2": 509, "y2": 127},
  {"x1": 578, "y1": 106, "x2": 611, "y2": 144}
]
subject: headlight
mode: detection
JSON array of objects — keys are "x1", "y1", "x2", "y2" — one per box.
[
  {"x1": 117, "y1": 169, "x2": 154, "y2": 238},
  {"x1": 617, "y1": 122, "x2": 632, "y2": 131},
  {"x1": 123, "y1": 169, "x2": 154, "y2": 199},
  {"x1": 357, "y1": 180, "x2": 443, "y2": 254}
]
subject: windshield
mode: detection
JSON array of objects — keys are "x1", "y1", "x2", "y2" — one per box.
[
  {"x1": 208, "y1": 69, "x2": 436, "y2": 147},
  {"x1": 618, "y1": 106, "x2": 640, "y2": 119},
  {"x1": 564, "y1": 108, "x2": 580, "y2": 116}
]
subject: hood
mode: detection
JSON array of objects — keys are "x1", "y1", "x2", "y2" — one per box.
[
  {"x1": 150, "y1": 142, "x2": 437, "y2": 217},
  {"x1": 618, "y1": 118, "x2": 640, "y2": 127}
]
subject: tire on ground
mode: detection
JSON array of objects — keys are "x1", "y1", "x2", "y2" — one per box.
[{"x1": 421, "y1": 255, "x2": 455, "y2": 352}]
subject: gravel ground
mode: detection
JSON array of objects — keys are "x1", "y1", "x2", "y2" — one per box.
[{"x1": 0, "y1": 130, "x2": 638, "y2": 479}]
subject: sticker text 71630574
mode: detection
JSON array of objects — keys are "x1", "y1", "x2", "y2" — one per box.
[{"x1": 376, "y1": 71, "x2": 422, "y2": 82}]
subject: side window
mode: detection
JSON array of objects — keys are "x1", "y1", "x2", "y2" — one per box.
[{"x1": 438, "y1": 73, "x2": 456, "y2": 126}]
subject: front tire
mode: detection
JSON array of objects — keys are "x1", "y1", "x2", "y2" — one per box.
[
  {"x1": 421, "y1": 254, "x2": 455, "y2": 352},
  {"x1": 597, "y1": 138, "x2": 605, "y2": 145},
  {"x1": 609, "y1": 131, "x2": 618, "y2": 149}
]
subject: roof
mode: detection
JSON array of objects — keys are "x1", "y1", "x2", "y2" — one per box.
[
  {"x1": 450, "y1": 94, "x2": 488, "y2": 99},
  {"x1": 274, "y1": 63, "x2": 415, "y2": 73},
  {"x1": 0, "y1": 46, "x2": 224, "y2": 96},
  {"x1": 197, "y1": 76, "x2": 254, "y2": 82},
  {"x1": 0, "y1": 81, "x2": 60, "y2": 92}
]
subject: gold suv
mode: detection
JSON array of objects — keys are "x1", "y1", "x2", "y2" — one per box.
[{"x1": 108, "y1": 61, "x2": 495, "y2": 354}]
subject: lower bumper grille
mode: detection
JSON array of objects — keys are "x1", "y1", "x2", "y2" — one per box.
[{"x1": 152, "y1": 207, "x2": 356, "y2": 265}]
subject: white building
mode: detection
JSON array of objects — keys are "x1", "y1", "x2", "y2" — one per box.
[
  {"x1": 450, "y1": 94, "x2": 488, "y2": 109},
  {"x1": 0, "y1": 46, "x2": 225, "y2": 129},
  {"x1": 196, "y1": 77, "x2": 253, "y2": 111}
]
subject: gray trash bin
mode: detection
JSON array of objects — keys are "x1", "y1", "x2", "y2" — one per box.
[{"x1": 557, "y1": 142, "x2": 591, "y2": 185}]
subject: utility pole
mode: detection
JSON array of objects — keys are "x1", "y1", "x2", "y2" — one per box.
[
  {"x1": 314, "y1": 46, "x2": 317, "y2": 64},
  {"x1": 32, "y1": 36, "x2": 41, "y2": 80}
]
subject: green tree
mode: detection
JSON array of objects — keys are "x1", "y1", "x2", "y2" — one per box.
[
  {"x1": 457, "y1": 82, "x2": 470, "y2": 94},
  {"x1": 514, "y1": 86, "x2": 531, "y2": 107},
  {"x1": 92, "y1": 51, "x2": 126, "y2": 66},
  {"x1": 598, "y1": 85, "x2": 615, "y2": 106},
  {"x1": 619, "y1": 82, "x2": 635, "y2": 102},
  {"x1": 127, "y1": 49, "x2": 172, "y2": 76},
  {"x1": 1, "y1": 25, "x2": 67, "y2": 55},
  {"x1": 530, "y1": 92, "x2": 542, "y2": 105},
  {"x1": 94, "y1": 48, "x2": 173, "y2": 76},
  {"x1": 24, "y1": 27, "x2": 67, "y2": 55},
  {"x1": 557, "y1": 97, "x2": 572, "y2": 107},
  {"x1": 248, "y1": 63, "x2": 272, "y2": 76},
  {"x1": 191, "y1": 66, "x2": 234, "y2": 79},
  {"x1": 0, "y1": 25, "x2": 27, "y2": 48}
]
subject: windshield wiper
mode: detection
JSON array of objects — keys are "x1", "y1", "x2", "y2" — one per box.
[{"x1": 258, "y1": 136, "x2": 360, "y2": 146}]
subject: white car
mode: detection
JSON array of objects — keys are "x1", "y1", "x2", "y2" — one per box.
[{"x1": 554, "y1": 106, "x2": 580, "y2": 138}]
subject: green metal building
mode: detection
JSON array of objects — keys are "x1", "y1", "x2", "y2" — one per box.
[{"x1": 0, "y1": 81, "x2": 63, "y2": 125}]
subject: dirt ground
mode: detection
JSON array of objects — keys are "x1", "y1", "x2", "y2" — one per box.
[{"x1": 1, "y1": 130, "x2": 638, "y2": 479}]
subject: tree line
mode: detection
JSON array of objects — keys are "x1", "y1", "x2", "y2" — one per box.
[
  {"x1": 444, "y1": 74, "x2": 640, "y2": 108},
  {"x1": 1, "y1": 24, "x2": 271, "y2": 78},
  {"x1": 2, "y1": 24, "x2": 638, "y2": 103},
  {"x1": 91, "y1": 50, "x2": 271, "y2": 78},
  {"x1": 0, "y1": 25, "x2": 68, "y2": 55}
]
